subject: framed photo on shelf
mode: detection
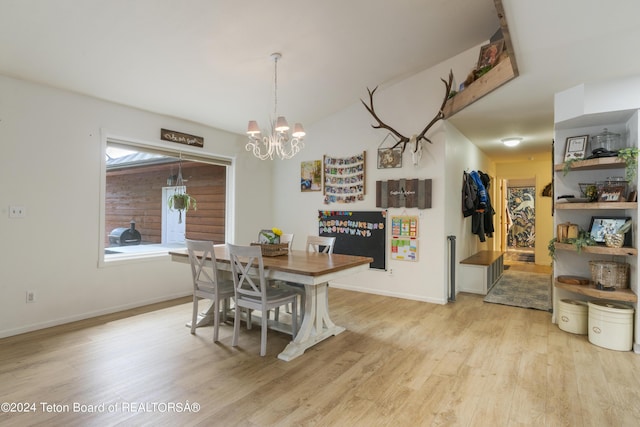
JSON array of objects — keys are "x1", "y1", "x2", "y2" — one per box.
[
  {"x1": 598, "y1": 184, "x2": 626, "y2": 202},
  {"x1": 588, "y1": 216, "x2": 632, "y2": 246},
  {"x1": 477, "y1": 40, "x2": 504, "y2": 69},
  {"x1": 564, "y1": 135, "x2": 588, "y2": 161}
]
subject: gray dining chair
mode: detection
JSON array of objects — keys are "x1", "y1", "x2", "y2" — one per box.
[
  {"x1": 228, "y1": 243, "x2": 298, "y2": 356},
  {"x1": 186, "y1": 239, "x2": 235, "y2": 342}
]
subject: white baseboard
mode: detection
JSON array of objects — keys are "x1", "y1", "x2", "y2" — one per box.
[
  {"x1": 0, "y1": 291, "x2": 192, "y2": 339},
  {"x1": 329, "y1": 283, "x2": 446, "y2": 305}
]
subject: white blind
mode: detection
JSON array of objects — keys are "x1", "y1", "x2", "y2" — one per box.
[{"x1": 108, "y1": 140, "x2": 232, "y2": 166}]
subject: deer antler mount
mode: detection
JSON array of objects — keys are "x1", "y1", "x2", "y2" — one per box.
[{"x1": 361, "y1": 70, "x2": 453, "y2": 153}]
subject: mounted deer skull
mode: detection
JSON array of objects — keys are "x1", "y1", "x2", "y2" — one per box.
[{"x1": 361, "y1": 70, "x2": 454, "y2": 154}]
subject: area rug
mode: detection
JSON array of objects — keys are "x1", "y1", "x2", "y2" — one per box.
[{"x1": 483, "y1": 269, "x2": 552, "y2": 311}]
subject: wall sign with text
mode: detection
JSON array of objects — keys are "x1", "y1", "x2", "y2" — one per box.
[
  {"x1": 376, "y1": 179, "x2": 432, "y2": 209},
  {"x1": 161, "y1": 128, "x2": 204, "y2": 148}
]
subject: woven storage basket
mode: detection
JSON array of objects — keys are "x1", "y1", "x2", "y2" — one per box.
[
  {"x1": 251, "y1": 242, "x2": 289, "y2": 257},
  {"x1": 589, "y1": 260, "x2": 629, "y2": 289}
]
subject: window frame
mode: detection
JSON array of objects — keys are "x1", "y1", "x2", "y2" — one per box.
[{"x1": 98, "y1": 130, "x2": 234, "y2": 267}]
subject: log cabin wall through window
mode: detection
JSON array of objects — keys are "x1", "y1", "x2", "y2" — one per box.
[{"x1": 105, "y1": 159, "x2": 226, "y2": 247}]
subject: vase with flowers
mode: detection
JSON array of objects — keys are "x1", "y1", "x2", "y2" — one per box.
[{"x1": 260, "y1": 227, "x2": 283, "y2": 244}]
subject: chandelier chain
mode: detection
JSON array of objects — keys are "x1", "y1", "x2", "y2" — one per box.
[{"x1": 273, "y1": 55, "x2": 278, "y2": 120}]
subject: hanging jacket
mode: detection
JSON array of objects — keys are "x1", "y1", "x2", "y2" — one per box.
[
  {"x1": 461, "y1": 172, "x2": 478, "y2": 217},
  {"x1": 478, "y1": 171, "x2": 495, "y2": 236},
  {"x1": 469, "y1": 170, "x2": 487, "y2": 209}
]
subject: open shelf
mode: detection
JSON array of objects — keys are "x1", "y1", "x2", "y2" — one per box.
[
  {"x1": 443, "y1": 56, "x2": 517, "y2": 118},
  {"x1": 554, "y1": 280, "x2": 637, "y2": 303},
  {"x1": 554, "y1": 157, "x2": 626, "y2": 172},
  {"x1": 555, "y1": 202, "x2": 637, "y2": 210},
  {"x1": 553, "y1": 242, "x2": 637, "y2": 256}
]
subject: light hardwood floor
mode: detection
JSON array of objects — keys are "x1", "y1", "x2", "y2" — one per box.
[{"x1": 1, "y1": 288, "x2": 638, "y2": 426}]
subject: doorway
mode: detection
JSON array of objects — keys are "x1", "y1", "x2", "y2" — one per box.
[
  {"x1": 162, "y1": 186, "x2": 187, "y2": 244},
  {"x1": 504, "y1": 178, "x2": 536, "y2": 265}
]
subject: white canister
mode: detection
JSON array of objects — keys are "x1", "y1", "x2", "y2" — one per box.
[
  {"x1": 558, "y1": 299, "x2": 588, "y2": 335},
  {"x1": 588, "y1": 301, "x2": 634, "y2": 351}
]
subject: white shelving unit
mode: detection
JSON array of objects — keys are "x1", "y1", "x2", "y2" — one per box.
[{"x1": 553, "y1": 80, "x2": 640, "y2": 353}]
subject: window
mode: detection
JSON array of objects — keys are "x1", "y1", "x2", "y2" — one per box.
[{"x1": 100, "y1": 137, "x2": 231, "y2": 264}]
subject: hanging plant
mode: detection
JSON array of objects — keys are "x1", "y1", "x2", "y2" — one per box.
[
  {"x1": 617, "y1": 147, "x2": 639, "y2": 182},
  {"x1": 167, "y1": 157, "x2": 197, "y2": 223}
]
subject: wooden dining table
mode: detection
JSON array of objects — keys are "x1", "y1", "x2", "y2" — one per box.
[{"x1": 169, "y1": 245, "x2": 373, "y2": 361}]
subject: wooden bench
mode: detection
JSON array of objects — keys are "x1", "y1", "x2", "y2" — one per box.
[{"x1": 459, "y1": 250, "x2": 504, "y2": 295}]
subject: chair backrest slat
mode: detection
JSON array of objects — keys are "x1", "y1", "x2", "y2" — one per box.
[
  {"x1": 228, "y1": 244, "x2": 266, "y2": 299},
  {"x1": 186, "y1": 239, "x2": 220, "y2": 291},
  {"x1": 306, "y1": 236, "x2": 336, "y2": 254}
]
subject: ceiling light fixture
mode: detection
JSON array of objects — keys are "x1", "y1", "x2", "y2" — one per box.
[
  {"x1": 502, "y1": 137, "x2": 522, "y2": 147},
  {"x1": 246, "y1": 53, "x2": 305, "y2": 160}
]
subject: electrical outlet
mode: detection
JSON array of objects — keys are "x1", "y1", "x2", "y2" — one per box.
[
  {"x1": 9, "y1": 205, "x2": 26, "y2": 218},
  {"x1": 26, "y1": 291, "x2": 36, "y2": 303}
]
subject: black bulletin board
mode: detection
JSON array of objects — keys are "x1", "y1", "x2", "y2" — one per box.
[{"x1": 318, "y1": 210, "x2": 387, "y2": 270}]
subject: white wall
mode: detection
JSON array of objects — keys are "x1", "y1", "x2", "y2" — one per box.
[
  {"x1": 0, "y1": 74, "x2": 273, "y2": 338},
  {"x1": 0, "y1": 41, "x2": 500, "y2": 337},
  {"x1": 273, "y1": 44, "x2": 494, "y2": 304},
  {"x1": 444, "y1": 122, "x2": 495, "y2": 295}
]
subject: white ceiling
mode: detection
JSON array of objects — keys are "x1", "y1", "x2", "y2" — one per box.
[{"x1": 2, "y1": 0, "x2": 640, "y2": 163}]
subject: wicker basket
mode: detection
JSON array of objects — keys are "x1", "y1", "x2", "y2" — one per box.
[
  {"x1": 589, "y1": 260, "x2": 629, "y2": 289},
  {"x1": 251, "y1": 242, "x2": 289, "y2": 257}
]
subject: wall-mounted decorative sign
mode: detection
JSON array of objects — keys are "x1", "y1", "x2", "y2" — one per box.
[
  {"x1": 301, "y1": 160, "x2": 322, "y2": 192},
  {"x1": 377, "y1": 147, "x2": 402, "y2": 169},
  {"x1": 161, "y1": 129, "x2": 204, "y2": 148},
  {"x1": 323, "y1": 151, "x2": 366, "y2": 204},
  {"x1": 377, "y1": 133, "x2": 402, "y2": 169},
  {"x1": 376, "y1": 179, "x2": 432, "y2": 209}
]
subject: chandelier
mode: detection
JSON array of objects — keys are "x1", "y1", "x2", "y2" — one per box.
[{"x1": 246, "y1": 53, "x2": 305, "y2": 160}]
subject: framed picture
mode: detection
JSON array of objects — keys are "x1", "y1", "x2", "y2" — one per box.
[
  {"x1": 477, "y1": 40, "x2": 504, "y2": 69},
  {"x1": 564, "y1": 135, "x2": 588, "y2": 161},
  {"x1": 588, "y1": 216, "x2": 631, "y2": 245},
  {"x1": 598, "y1": 184, "x2": 626, "y2": 202},
  {"x1": 377, "y1": 147, "x2": 402, "y2": 169},
  {"x1": 300, "y1": 160, "x2": 322, "y2": 192}
]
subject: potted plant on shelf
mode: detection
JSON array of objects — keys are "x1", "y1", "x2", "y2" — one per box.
[
  {"x1": 548, "y1": 229, "x2": 597, "y2": 258},
  {"x1": 617, "y1": 147, "x2": 639, "y2": 182}
]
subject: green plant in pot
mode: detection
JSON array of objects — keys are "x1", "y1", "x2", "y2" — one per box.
[
  {"x1": 548, "y1": 229, "x2": 597, "y2": 258},
  {"x1": 167, "y1": 158, "x2": 197, "y2": 224},
  {"x1": 168, "y1": 192, "x2": 197, "y2": 224}
]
